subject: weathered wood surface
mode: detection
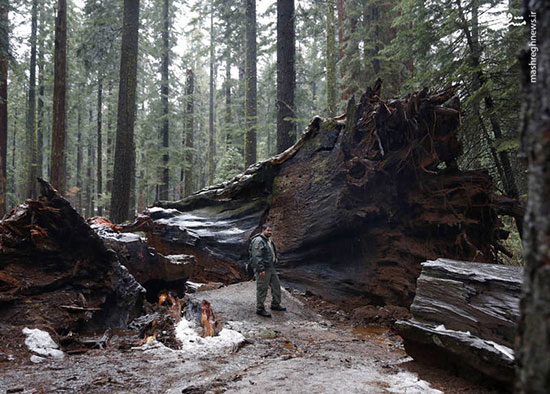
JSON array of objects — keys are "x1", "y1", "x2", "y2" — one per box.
[
  {"x1": 128, "y1": 82, "x2": 518, "y2": 308},
  {"x1": 89, "y1": 217, "x2": 197, "y2": 303},
  {"x1": 0, "y1": 179, "x2": 145, "y2": 336},
  {"x1": 396, "y1": 258, "x2": 522, "y2": 388}
]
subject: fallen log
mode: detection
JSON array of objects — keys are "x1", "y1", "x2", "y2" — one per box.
[
  {"x1": 0, "y1": 179, "x2": 145, "y2": 342},
  {"x1": 128, "y1": 81, "x2": 517, "y2": 308},
  {"x1": 89, "y1": 217, "x2": 197, "y2": 302},
  {"x1": 395, "y1": 258, "x2": 522, "y2": 389}
]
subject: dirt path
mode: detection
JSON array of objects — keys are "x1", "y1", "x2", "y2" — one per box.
[{"x1": 0, "y1": 282, "x2": 493, "y2": 393}]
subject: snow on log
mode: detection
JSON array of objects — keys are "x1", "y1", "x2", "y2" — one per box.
[
  {"x1": 395, "y1": 258, "x2": 522, "y2": 389},
  {"x1": 0, "y1": 179, "x2": 145, "y2": 339},
  {"x1": 128, "y1": 81, "x2": 519, "y2": 308}
]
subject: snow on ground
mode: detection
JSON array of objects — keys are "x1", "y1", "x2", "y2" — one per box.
[
  {"x1": 133, "y1": 318, "x2": 245, "y2": 358},
  {"x1": 22, "y1": 328, "x2": 65, "y2": 363},
  {"x1": 175, "y1": 318, "x2": 245, "y2": 355},
  {"x1": 386, "y1": 370, "x2": 443, "y2": 393}
]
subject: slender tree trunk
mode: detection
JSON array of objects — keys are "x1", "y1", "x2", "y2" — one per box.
[
  {"x1": 208, "y1": 5, "x2": 215, "y2": 184},
  {"x1": 326, "y1": 0, "x2": 337, "y2": 117},
  {"x1": 76, "y1": 109, "x2": 82, "y2": 215},
  {"x1": 244, "y1": 0, "x2": 257, "y2": 167},
  {"x1": 516, "y1": 1, "x2": 550, "y2": 392},
  {"x1": 110, "y1": 0, "x2": 140, "y2": 223},
  {"x1": 27, "y1": 0, "x2": 38, "y2": 199},
  {"x1": 96, "y1": 76, "x2": 103, "y2": 215},
  {"x1": 276, "y1": 0, "x2": 296, "y2": 153},
  {"x1": 37, "y1": 16, "x2": 44, "y2": 181},
  {"x1": 87, "y1": 108, "x2": 94, "y2": 217},
  {"x1": 183, "y1": 69, "x2": 194, "y2": 197},
  {"x1": 0, "y1": 0, "x2": 7, "y2": 217},
  {"x1": 106, "y1": 81, "x2": 113, "y2": 213},
  {"x1": 363, "y1": 2, "x2": 380, "y2": 76},
  {"x1": 337, "y1": 0, "x2": 345, "y2": 59},
  {"x1": 225, "y1": 41, "x2": 232, "y2": 147},
  {"x1": 50, "y1": 0, "x2": 67, "y2": 193},
  {"x1": 159, "y1": 0, "x2": 170, "y2": 200}
]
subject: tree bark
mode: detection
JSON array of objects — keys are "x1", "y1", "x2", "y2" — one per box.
[
  {"x1": 37, "y1": 6, "x2": 45, "y2": 182},
  {"x1": 244, "y1": 0, "x2": 257, "y2": 167},
  {"x1": 76, "y1": 109, "x2": 82, "y2": 215},
  {"x1": 50, "y1": 0, "x2": 67, "y2": 193},
  {"x1": 106, "y1": 81, "x2": 113, "y2": 213},
  {"x1": 516, "y1": 1, "x2": 550, "y2": 392},
  {"x1": 96, "y1": 76, "x2": 103, "y2": 216},
  {"x1": 183, "y1": 69, "x2": 194, "y2": 197},
  {"x1": 110, "y1": 0, "x2": 140, "y2": 223},
  {"x1": 224, "y1": 8, "x2": 232, "y2": 148},
  {"x1": 326, "y1": 0, "x2": 337, "y2": 117},
  {"x1": 159, "y1": 0, "x2": 170, "y2": 200},
  {"x1": 208, "y1": 5, "x2": 215, "y2": 185},
  {"x1": 276, "y1": 0, "x2": 295, "y2": 153},
  {"x1": 87, "y1": 108, "x2": 94, "y2": 217},
  {"x1": 27, "y1": 0, "x2": 38, "y2": 199},
  {"x1": 0, "y1": 0, "x2": 7, "y2": 217}
]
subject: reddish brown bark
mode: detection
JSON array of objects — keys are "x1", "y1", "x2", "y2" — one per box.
[{"x1": 50, "y1": 0, "x2": 67, "y2": 193}]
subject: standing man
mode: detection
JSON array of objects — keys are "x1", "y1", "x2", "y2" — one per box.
[{"x1": 249, "y1": 223, "x2": 286, "y2": 317}]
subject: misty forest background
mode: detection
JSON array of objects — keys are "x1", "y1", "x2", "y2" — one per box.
[{"x1": 0, "y1": 0, "x2": 526, "y2": 262}]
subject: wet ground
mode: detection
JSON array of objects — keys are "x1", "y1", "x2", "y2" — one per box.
[{"x1": 0, "y1": 281, "x2": 499, "y2": 393}]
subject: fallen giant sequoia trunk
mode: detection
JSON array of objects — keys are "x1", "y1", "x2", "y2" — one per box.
[
  {"x1": 131, "y1": 82, "x2": 517, "y2": 308},
  {"x1": 0, "y1": 180, "x2": 145, "y2": 337},
  {"x1": 395, "y1": 258, "x2": 522, "y2": 389}
]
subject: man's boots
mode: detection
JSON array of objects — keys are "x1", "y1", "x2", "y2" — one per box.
[{"x1": 256, "y1": 309, "x2": 272, "y2": 317}]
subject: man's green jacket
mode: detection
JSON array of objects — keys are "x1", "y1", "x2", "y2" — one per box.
[{"x1": 249, "y1": 234, "x2": 277, "y2": 273}]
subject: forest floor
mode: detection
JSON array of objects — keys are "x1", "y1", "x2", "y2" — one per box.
[{"x1": 0, "y1": 281, "x2": 500, "y2": 394}]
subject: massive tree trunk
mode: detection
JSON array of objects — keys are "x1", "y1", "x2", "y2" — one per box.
[
  {"x1": 516, "y1": 1, "x2": 550, "y2": 392},
  {"x1": 0, "y1": 0, "x2": 7, "y2": 217},
  {"x1": 276, "y1": 0, "x2": 296, "y2": 153},
  {"x1": 183, "y1": 69, "x2": 194, "y2": 197},
  {"x1": 159, "y1": 0, "x2": 170, "y2": 201},
  {"x1": 50, "y1": 0, "x2": 67, "y2": 193},
  {"x1": 244, "y1": 0, "x2": 257, "y2": 167},
  {"x1": 26, "y1": 0, "x2": 38, "y2": 199},
  {"x1": 110, "y1": 0, "x2": 140, "y2": 223},
  {"x1": 126, "y1": 83, "x2": 517, "y2": 308}
]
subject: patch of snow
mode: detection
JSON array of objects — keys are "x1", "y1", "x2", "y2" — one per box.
[
  {"x1": 432, "y1": 324, "x2": 471, "y2": 336},
  {"x1": 386, "y1": 371, "x2": 443, "y2": 394},
  {"x1": 166, "y1": 255, "x2": 192, "y2": 264},
  {"x1": 30, "y1": 355, "x2": 46, "y2": 363},
  {"x1": 487, "y1": 340, "x2": 514, "y2": 360},
  {"x1": 22, "y1": 327, "x2": 65, "y2": 360},
  {"x1": 175, "y1": 318, "x2": 245, "y2": 355},
  {"x1": 148, "y1": 207, "x2": 180, "y2": 214},
  {"x1": 186, "y1": 281, "x2": 204, "y2": 291}
]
